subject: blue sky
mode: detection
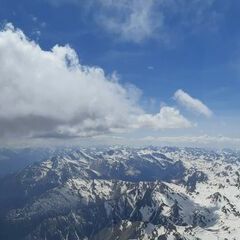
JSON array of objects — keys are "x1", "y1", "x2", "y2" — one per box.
[{"x1": 0, "y1": 0, "x2": 240, "y2": 148}]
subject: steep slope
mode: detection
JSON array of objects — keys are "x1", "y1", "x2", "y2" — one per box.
[{"x1": 0, "y1": 147, "x2": 239, "y2": 240}]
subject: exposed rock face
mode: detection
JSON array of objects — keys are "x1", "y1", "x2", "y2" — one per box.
[{"x1": 0, "y1": 147, "x2": 240, "y2": 240}]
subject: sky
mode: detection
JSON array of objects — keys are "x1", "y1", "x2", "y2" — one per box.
[{"x1": 0, "y1": 0, "x2": 240, "y2": 148}]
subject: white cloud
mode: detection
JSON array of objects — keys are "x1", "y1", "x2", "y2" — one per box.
[
  {"x1": 174, "y1": 89, "x2": 213, "y2": 117},
  {"x1": 135, "y1": 106, "x2": 192, "y2": 130},
  {"x1": 147, "y1": 66, "x2": 154, "y2": 70},
  {"x1": 97, "y1": 0, "x2": 220, "y2": 43},
  {"x1": 64, "y1": 134, "x2": 240, "y2": 149},
  {"x1": 46, "y1": 0, "x2": 220, "y2": 44},
  {"x1": 0, "y1": 24, "x2": 191, "y2": 139},
  {"x1": 97, "y1": 0, "x2": 161, "y2": 43},
  {"x1": 138, "y1": 135, "x2": 240, "y2": 149}
]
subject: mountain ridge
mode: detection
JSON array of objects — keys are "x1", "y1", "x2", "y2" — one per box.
[{"x1": 0, "y1": 147, "x2": 239, "y2": 239}]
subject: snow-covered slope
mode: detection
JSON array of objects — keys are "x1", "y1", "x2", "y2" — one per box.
[{"x1": 0, "y1": 147, "x2": 240, "y2": 240}]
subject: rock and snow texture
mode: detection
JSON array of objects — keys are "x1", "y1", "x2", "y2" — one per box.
[{"x1": 0, "y1": 147, "x2": 240, "y2": 240}]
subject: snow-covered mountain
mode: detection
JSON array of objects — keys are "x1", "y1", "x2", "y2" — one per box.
[{"x1": 0, "y1": 147, "x2": 240, "y2": 240}]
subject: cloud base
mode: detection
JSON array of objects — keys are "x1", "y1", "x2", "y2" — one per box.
[{"x1": 0, "y1": 24, "x2": 191, "y2": 139}]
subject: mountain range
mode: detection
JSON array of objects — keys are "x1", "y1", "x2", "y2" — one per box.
[{"x1": 0, "y1": 146, "x2": 239, "y2": 240}]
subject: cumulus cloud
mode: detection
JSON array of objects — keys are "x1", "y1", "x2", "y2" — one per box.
[
  {"x1": 174, "y1": 89, "x2": 213, "y2": 117},
  {"x1": 135, "y1": 106, "x2": 192, "y2": 129},
  {"x1": 0, "y1": 24, "x2": 191, "y2": 139}
]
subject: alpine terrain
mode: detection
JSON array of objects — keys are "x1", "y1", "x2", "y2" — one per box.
[{"x1": 0, "y1": 147, "x2": 240, "y2": 240}]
